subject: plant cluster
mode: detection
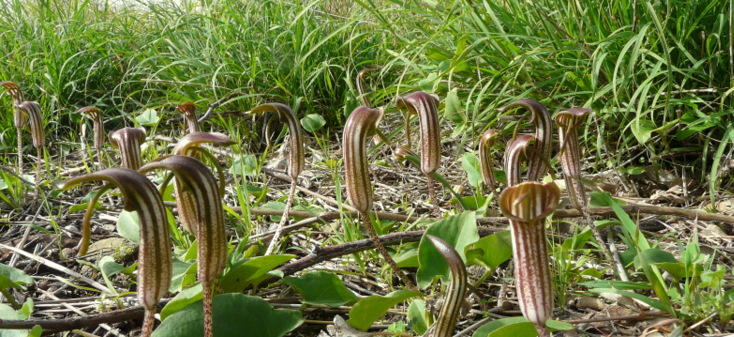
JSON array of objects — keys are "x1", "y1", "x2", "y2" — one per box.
[{"x1": 0, "y1": 1, "x2": 732, "y2": 336}]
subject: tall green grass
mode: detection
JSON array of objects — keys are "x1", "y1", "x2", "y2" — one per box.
[
  {"x1": 355, "y1": 0, "x2": 733, "y2": 194},
  {"x1": 0, "y1": 0, "x2": 731, "y2": 193}
]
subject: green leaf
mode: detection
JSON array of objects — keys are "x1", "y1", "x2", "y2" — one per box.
[
  {"x1": 630, "y1": 118, "x2": 655, "y2": 144},
  {"x1": 461, "y1": 153, "x2": 482, "y2": 189},
  {"x1": 28, "y1": 325, "x2": 42, "y2": 337},
  {"x1": 444, "y1": 88, "x2": 466, "y2": 124},
  {"x1": 116, "y1": 210, "x2": 140, "y2": 245},
  {"x1": 347, "y1": 290, "x2": 423, "y2": 331},
  {"x1": 230, "y1": 154, "x2": 259, "y2": 177},
  {"x1": 19, "y1": 298, "x2": 32, "y2": 319},
  {"x1": 220, "y1": 255, "x2": 296, "y2": 293},
  {"x1": 170, "y1": 258, "x2": 196, "y2": 293},
  {"x1": 152, "y1": 294, "x2": 303, "y2": 337},
  {"x1": 407, "y1": 299, "x2": 430, "y2": 335},
  {"x1": 639, "y1": 248, "x2": 687, "y2": 279},
  {"x1": 417, "y1": 211, "x2": 479, "y2": 288},
  {"x1": 300, "y1": 114, "x2": 326, "y2": 133},
  {"x1": 0, "y1": 303, "x2": 29, "y2": 337},
  {"x1": 588, "y1": 288, "x2": 667, "y2": 311},
  {"x1": 618, "y1": 166, "x2": 646, "y2": 175},
  {"x1": 546, "y1": 319, "x2": 575, "y2": 331},
  {"x1": 466, "y1": 230, "x2": 512, "y2": 269},
  {"x1": 161, "y1": 284, "x2": 203, "y2": 321},
  {"x1": 0, "y1": 264, "x2": 34, "y2": 291},
  {"x1": 473, "y1": 317, "x2": 537, "y2": 337},
  {"x1": 135, "y1": 108, "x2": 160, "y2": 126},
  {"x1": 282, "y1": 271, "x2": 359, "y2": 307},
  {"x1": 99, "y1": 256, "x2": 125, "y2": 294}
]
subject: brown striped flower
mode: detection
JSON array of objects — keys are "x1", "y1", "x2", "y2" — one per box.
[
  {"x1": 0, "y1": 81, "x2": 25, "y2": 176},
  {"x1": 172, "y1": 132, "x2": 235, "y2": 235},
  {"x1": 77, "y1": 106, "x2": 105, "y2": 168},
  {"x1": 397, "y1": 91, "x2": 442, "y2": 215},
  {"x1": 555, "y1": 108, "x2": 591, "y2": 210},
  {"x1": 109, "y1": 127, "x2": 147, "y2": 170},
  {"x1": 56, "y1": 169, "x2": 172, "y2": 337},
  {"x1": 503, "y1": 134, "x2": 535, "y2": 187},
  {"x1": 425, "y1": 235, "x2": 467, "y2": 337},
  {"x1": 178, "y1": 101, "x2": 200, "y2": 135},
  {"x1": 17, "y1": 101, "x2": 45, "y2": 198},
  {"x1": 356, "y1": 68, "x2": 378, "y2": 108},
  {"x1": 140, "y1": 155, "x2": 225, "y2": 337},
  {"x1": 500, "y1": 99, "x2": 552, "y2": 181},
  {"x1": 249, "y1": 103, "x2": 304, "y2": 255},
  {"x1": 499, "y1": 182, "x2": 560, "y2": 337},
  {"x1": 344, "y1": 106, "x2": 416, "y2": 289},
  {"x1": 478, "y1": 129, "x2": 499, "y2": 195}
]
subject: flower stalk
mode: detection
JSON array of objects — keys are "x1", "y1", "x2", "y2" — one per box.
[
  {"x1": 1, "y1": 81, "x2": 25, "y2": 176},
  {"x1": 17, "y1": 101, "x2": 45, "y2": 199},
  {"x1": 77, "y1": 106, "x2": 105, "y2": 169},
  {"x1": 555, "y1": 108, "x2": 616, "y2": 274},
  {"x1": 425, "y1": 235, "x2": 467, "y2": 337},
  {"x1": 499, "y1": 182, "x2": 560, "y2": 337},
  {"x1": 140, "y1": 156, "x2": 226, "y2": 337},
  {"x1": 249, "y1": 103, "x2": 304, "y2": 255},
  {"x1": 397, "y1": 92, "x2": 442, "y2": 216},
  {"x1": 56, "y1": 169, "x2": 172, "y2": 337},
  {"x1": 344, "y1": 106, "x2": 416, "y2": 290}
]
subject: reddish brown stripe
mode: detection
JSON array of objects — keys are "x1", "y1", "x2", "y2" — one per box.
[
  {"x1": 344, "y1": 106, "x2": 383, "y2": 213},
  {"x1": 398, "y1": 92, "x2": 441, "y2": 175},
  {"x1": 501, "y1": 99, "x2": 552, "y2": 181}
]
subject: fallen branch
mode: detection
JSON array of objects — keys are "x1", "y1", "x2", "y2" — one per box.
[
  {"x1": 0, "y1": 305, "x2": 144, "y2": 332},
  {"x1": 276, "y1": 227, "x2": 503, "y2": 277}
]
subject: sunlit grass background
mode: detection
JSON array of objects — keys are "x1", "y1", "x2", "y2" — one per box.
[{"x1": 0, "y1": 0, "x2": 732, "y2": 193}]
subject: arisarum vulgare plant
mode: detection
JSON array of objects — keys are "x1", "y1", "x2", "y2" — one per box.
[
  {"x1": 555, "y1": 108, "x2": 614, "y2": 267},
  {"x1": 397, "y1": 91, "x2": 442, "y2": 216},
  {"x1": 499, "y1": 182, "x2": 560, "y2": 337},
  {"x1": 500, "y1": 99, "x2": 552, "y2": 181},
  {"x1": 77, "y1": 106, "x2": 105, "y2": 169},
  {"x1": 344, "y1": 106, "x2": 416, "y2": 290},
  {"x1": 55, "y1": 169, "x2": 172, "y2": 337},
  {"x1": 503, "y1": 135, "x2": 535, "y2": 187},
  {"x1": 172, "y1": 132, "x2": 235, "y2": 235},
  {"x1": 17, "y1": 101, "x2": 45, "y2": 198},
  {"x1": 248, "y1": 103, "x2": 304, "y2": 255},
  {"x1": 109, "y1": 127, "x2": 147, "y2": 170},
  {"x1": 140, "y1": 155, "x2": 225, "y2": 337},
  {"x1": 356, "y1": 68, "x2": 378, "y2": 108},
  {"x1": 424, "y1": 235, "x2": 467, "y2": 337},
  {"x1": 178, "y1": 101, "x2": 200, "y2": 135},
  {"x1": 1, "y1": 81, "x2": 24, "y2": 176},
  {"x1": 555, "y1": 108, "x2": 592, "y2": 211},
  {"x1": 478, "y1": 128, "x2": 499, "y2": 195}
]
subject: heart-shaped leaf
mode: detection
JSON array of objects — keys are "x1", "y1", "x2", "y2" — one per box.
[
  {"x1": 116, "y1": 210, "x2": 140, "y2": 244},
  {"x1": 220, "y1": 255, "x2": 296, "y2": 293},
  {"x1": 416, "y1": 211, "x2": 479, "y2": 288},
  {"x1": 466, "y1": 230, "x2": 512, "y2": 270},
  {"x1": 347, "y1": 290, "x2": 423, "y2": 331},
  {"x1": 282, "y1": 271, "x2": 359, "y2": 307},
  {"x1": 135, "y1": 108, "x2": 160, "y2": 126},
  {"x1": 300, "y1": 114, "x2": 326, "y2": 133},
  {"x1": 0, "y1": 264, "x2": 34, "y2": 291},
  {"x1": 152, "y1": 294, "x2": 303, "y2": 337}
]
